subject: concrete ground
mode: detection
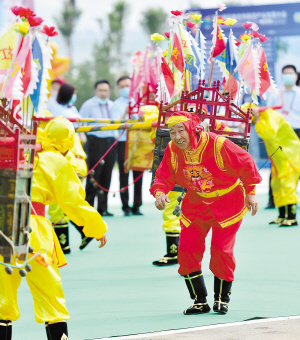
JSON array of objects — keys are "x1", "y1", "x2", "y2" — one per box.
[{"x1": 100, "y1": 316, "x2": 300, "y2": 340}]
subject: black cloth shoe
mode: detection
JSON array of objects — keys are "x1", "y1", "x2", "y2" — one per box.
[
  {"x1": 46, "y1": 322, "x2": 68, "y2": 340},
  {"x1": 101, "y1": 211, "x2": 114, "y2": 217},
  {"x1": 279, "y1": 219, "x2": 298, "y2": 227},
  {"x1": 70, "y1": 221, "x2": 94, "y2": 250},
  {"x1": 269, "y1": 217, "x2": 284, "y2": 224},
  {"x1": 213, "y1": 276, "x2": 232, "y2": 314},
  {"x1": 131, "y1": 209, "x2": 143, "y2": 215},
  {"x1": 183, "y1": 270, "x2": 209, "y2": 314},
  {"x1": 0, "y1": 320, "x2": 12, "y2": 340},
  {"x1": 184, "y1": 301, "x2": 211, "y2": 315},
  {"x1": 152, "y1": 255, "x2": 178, "y2": 266},
  {"x1": 278, "y1": 204, "x2": 298, "y2": 227},
  {"x1": 213, "y1": 301, "x2": 228, "y2": 314},
  {"x1": 53, "y1": 223, "x2": 70, "y2": 254},
  {"x1": 124, "y1": 209, "x2": 131, "y2": 216},
  {"x1": 79, "y1": 236, "x2": 94, "y2": 250},
  {"x1": 153, "y1": 233, "x2": 179, "y2": 266},
  {"x1": 269, "y1": 206, "x2": 286, "y2": 224}
]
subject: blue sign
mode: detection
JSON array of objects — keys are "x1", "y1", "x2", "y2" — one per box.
[{"x1": 187, "y1": 3, "x2": 300, "y2": 85}]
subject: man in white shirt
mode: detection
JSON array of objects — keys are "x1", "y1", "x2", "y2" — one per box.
[
  {"x1": 110, "y1": 76, "x2": 143, "y2": 216},
  {"x1": 267, "y1": 64, "x2": 300, "y2": 137},
  {"x1": 80, "y1": 80, "x2": 115, "y2": 216}
]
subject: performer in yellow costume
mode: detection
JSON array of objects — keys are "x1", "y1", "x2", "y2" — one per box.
[
  {"x1": 0, "y1": 117, "x2": 107, "y2": 340},
  {"x1": 38, "y1": 111, "x2": 91, "y2": 253},
  {"x1": 49, "y1": 133, "x2": 90, "y2": 253},
  {"x1": 247, "y1": 104, "x2": 300, "y2": 227}
]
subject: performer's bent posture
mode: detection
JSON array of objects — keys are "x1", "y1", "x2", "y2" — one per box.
[
  {"x1": 0, "y1": 118, "x2": 108, "y2": 340},
  {"x1": 152, "y1": 104, "x2": 233, "y2": 266},
  {"x1": 150, "y1": 112, "x2": 262, "y2": 315}
]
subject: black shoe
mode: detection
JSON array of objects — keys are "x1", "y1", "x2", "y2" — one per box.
[
  {"x1": 213, "y1": 301, "x2": 228, "y2": 314},
  {"x1": 269, "y1": 217, "x2": 285, "y2": 224},
  {"x1": 278, "y1": 219, "x2": 298, "y2": 227},
  {"x1": 101, "y1": 211, "x2": 114, "y2": 217},
  {"x1": 184, "y1": 301, "x2": 211, "y2": 315},
  {"x1": 124, "y1": 209, "x2": 131, "y2": 216},
  {"x1": 132, "y1": 209, "x2": 143, "y2": 215},
  {"x1": 152, "y1": 255, "x2": 178, "y2": 266},
  {"x1": 214, "y1": 276, "x2": 232, "y2": 315},
  {"x1": 153, "y1": 233, "x2": 179, "y2": 266},
  {"x1": 270, "y1": 206, "x2": 286, "y2": 224},
  {"x1": 79, "y1": 236, "x2": 94, "y2": 250},
  {"x1": 265, "y1": 202, "x2": 275, "y2": 209}
]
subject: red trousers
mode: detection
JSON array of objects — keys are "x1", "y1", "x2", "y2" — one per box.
[{"x1": 178, "y1": 209, "x2": 242, "y2": 281}]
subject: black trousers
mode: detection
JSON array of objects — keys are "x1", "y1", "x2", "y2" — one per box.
[
  {"x1": 293, "y1": 128, "x2": 300, "y2": 139},
  {"x1": 85, "y1": 135, "x2": 116, "y2": 213},
  {"x1": 117, "y1": 141, "x2": 143, "y2": 212}
]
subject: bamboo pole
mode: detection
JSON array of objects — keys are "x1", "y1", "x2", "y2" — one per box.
[
  {"x1": 32, "y1": 117, "x2": 139, "y2": 124},
  {"x1": 75, "y1": 121, "x2": 157, "y2": 133}
]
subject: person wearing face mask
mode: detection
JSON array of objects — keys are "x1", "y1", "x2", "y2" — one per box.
[
  {"x1": 79, "y1": 80, "x2": 115, "y2": 217},
  {"x1": 48, "y1": 82, "x2": 80, "y2": 120},
  {"x1": 110, "y1": 76, "x2": 144, "y2": 216},
  {"x1": 267, "y1": 65, "x2": 300, "y2": 137},
  {"x1": 47, "y1": 79, "x2": 63, "y2": 111}
]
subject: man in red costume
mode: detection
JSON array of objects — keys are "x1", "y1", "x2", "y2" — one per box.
[{"x1": 150, "y1": 111, "x2": 261, "y2": 315}]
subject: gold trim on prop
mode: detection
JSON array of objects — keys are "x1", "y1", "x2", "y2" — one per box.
[
  {"x1": 219, "y1": 205, "x2": 248, "y2": 228},
  {"x1": 214, "y1": 135, "x2": 226, "y2": 171},
  {"x1": 167, "y1": 116, "x2": 190, "y2": 127}
]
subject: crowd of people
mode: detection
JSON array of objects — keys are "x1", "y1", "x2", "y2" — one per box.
[{"x1": 47, "y1": 77, "x2": 143, "y2": 219}]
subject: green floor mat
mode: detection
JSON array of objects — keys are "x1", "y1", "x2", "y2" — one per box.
[{"x1": 12, "y1": 194, "x2": 300, "y2": 339}]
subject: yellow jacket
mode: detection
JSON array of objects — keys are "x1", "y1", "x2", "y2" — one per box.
[
  {"x1": 31, "y1": 147, "x2": 107, "y2": 265},
  {"x1": 66, "y1": 133, "x2": 87, "y2": 178},
  {"x1": 49, "y1": 133, "x2": 87, "y2": 223},
  {"x1": 255, "y1": 109, "x2": 300, "y2": 178}
]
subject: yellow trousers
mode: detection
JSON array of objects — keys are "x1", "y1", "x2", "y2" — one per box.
[
  {"x1": 271, "y1": 169, "x2": 299, "y2": 207},
  {"x1": 162, "y1": 191, "x2": 181, "y2": 233},
  {"x1": 0, "y1": 255, "x2": 69, "y2": 323}
]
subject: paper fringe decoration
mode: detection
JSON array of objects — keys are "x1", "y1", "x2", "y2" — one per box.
[
  {"x1": 34, "y1": 32, "x2": 52, "y2": 116},
  {"x1": 24, "y1": 38, "x2": 39, "y2": 98},
  {"x1": 195, "y1": 29, "x2": 206, "y2": 80}
]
